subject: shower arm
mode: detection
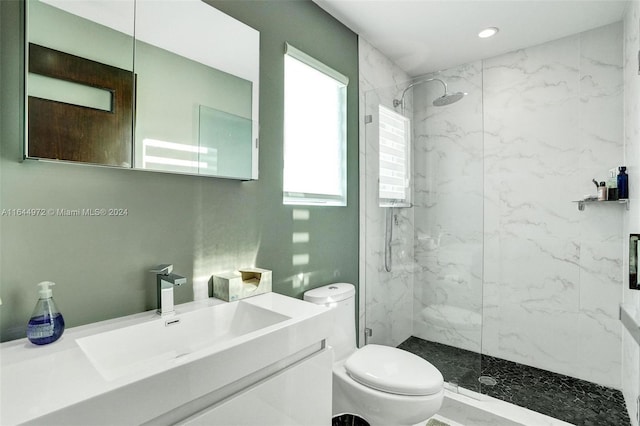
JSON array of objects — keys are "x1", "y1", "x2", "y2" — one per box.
[{"x1": 393, "y1": 78, "x2": 448, "y2": 109}]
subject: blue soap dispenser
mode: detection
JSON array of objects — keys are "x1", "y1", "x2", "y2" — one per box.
[{"x1": 27, "y1": 281, "x2": 65, "y2": 345}]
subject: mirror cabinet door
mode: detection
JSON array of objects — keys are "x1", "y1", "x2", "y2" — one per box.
[
  {"x1": 26, "y1": 0, "x2": 135, "y2": 167},
  {"x1": 133, "y1": 0, "x2": 258, "y2": 179},
  {"x1": 25, "y1": 0, "x2": 259, "y2": 180}
]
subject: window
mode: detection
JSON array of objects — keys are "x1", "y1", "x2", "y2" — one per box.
[
  {"x1": 283, "y1": 43, "x2": 348, "y2": 206},
  {"x1": 378, "y1": 105, "x2": 411, "y2": 207}
]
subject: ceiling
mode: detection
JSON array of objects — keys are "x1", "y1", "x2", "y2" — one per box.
[{"x1": 312, "y1": 0, "x2": 629, "y2": 77}]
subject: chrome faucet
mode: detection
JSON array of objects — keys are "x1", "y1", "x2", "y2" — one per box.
[{"x1": 150, "y1": 264, "x2": 187, "y2": 316}]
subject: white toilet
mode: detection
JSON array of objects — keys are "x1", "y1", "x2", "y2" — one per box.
[{"x1": 304, "y1": 283, "x2": 444, "y2": 426}]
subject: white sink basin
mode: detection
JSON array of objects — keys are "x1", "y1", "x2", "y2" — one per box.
[
  {"x1": 77, "y1": 301, "x2": 290, "y2": 380},
  {"x1": 1, "y1": 293, "x2": 332, "y2": 425}
]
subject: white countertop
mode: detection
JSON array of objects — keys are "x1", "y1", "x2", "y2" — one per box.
[{"x1": 0, "y1": 293, "x2": 332, "y2": 425}]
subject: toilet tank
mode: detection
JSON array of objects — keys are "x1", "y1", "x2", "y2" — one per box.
[{"x1": 303, "y1": 283, "x2": 356, "y2": 362}]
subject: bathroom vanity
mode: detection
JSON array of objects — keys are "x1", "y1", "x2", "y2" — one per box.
[{"x1": 0, "y1": 293, "x2": 333, "y2": 425}]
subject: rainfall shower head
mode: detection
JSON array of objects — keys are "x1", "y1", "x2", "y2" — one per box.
[
  {"x1": 392, "y1": 77, "x2": 467, "y2": 110},
  {"x1": 432, "y1": 91, "x2": 466, "y2": 107}
]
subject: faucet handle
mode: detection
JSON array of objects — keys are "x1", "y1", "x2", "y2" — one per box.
[{"x1": 150, "y1": 264, "x2": 173, "y2": 275}]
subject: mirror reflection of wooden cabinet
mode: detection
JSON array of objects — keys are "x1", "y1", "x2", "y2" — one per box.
[
  {"x1": 28, "y1": 44, "x2": 134, "y2": 167},
  {"x1": 25, "y1": 0, "x2": 260, "y2": 180}
]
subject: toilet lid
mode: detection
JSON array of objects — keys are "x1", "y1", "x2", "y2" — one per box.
[{"x1": 344, "y1": 344, "x2": 443, "y2": 396}]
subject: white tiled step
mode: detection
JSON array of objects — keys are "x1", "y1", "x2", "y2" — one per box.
[{"x1": 434, "y1": 388, "x2": 574, "y2": 426}]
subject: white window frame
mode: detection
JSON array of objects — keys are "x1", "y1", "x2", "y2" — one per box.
[{"x1": 283, "y1": 43, "x2": 348, "y2": 206}]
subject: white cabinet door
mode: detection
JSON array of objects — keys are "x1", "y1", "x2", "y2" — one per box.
[{"x1": 180, "y1": 348, "x2": 332, "y2": 426}]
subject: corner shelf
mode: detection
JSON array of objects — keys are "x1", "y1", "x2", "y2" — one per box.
[{"x1": 572, "y1": 199, "x2": 629, "y2": 211}]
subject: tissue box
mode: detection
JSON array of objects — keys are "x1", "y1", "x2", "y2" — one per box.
[{"x1": 212, "y1": 268, "x2": 272, "y2": 301}]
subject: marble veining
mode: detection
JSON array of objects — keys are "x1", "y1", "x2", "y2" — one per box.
[
  {"x1": 482, "y1": 22, "x2": 624, "y2": 389},
  {"x1": 359, "y1": 38, "x2": 414, "y2": 347},
  {"x1": 412, "y1": 60, "x2": 484, "y2": 354},
  {"x1": 412, "y1": 22, "x2": 623, "y2": 387},
  {"x1": 360, "y1": 19, "x2": 625, "y2": 397},
  {"x1": 622, "y1": 1, "x2": 640, "y2": 424}
]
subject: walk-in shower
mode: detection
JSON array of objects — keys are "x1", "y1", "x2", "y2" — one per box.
[{"x1": 363, "y1": 38, "x2": 629, "y2": 423}]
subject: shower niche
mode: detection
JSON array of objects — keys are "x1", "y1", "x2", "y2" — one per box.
[{"x1": 631, "y1": 234, "x2": 639, "y2": 290}]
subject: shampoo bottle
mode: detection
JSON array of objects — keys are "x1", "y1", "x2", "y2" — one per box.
[
  {"x1": 598, "y1": 181, "x2": 608, "y2": 201},
  {"x1": 607, "y1": 169, "x2": 618, "y2": 200},
  {"x1": 617, "y1": 166, "x2": 629, "y2": 199},
  {"x1": 27, "y1": 281, "x2": 65, "y2": 345}
]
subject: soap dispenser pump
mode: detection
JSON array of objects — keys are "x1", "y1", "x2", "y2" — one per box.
[{"x1": 27, "y1": 281, "x2": 65, "y2": 345}]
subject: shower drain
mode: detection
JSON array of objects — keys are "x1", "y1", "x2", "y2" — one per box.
[{"x1": 478, "y1": 375, "x2": 498, "y2": 386}]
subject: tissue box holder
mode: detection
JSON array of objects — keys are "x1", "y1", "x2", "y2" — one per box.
[{"x1": 212, "y1": 268, "x2": 272, "y2": 301}]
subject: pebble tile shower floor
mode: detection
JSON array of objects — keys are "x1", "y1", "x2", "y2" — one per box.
[{"x1": 398, "y1": 337, "x2": 630, "y2": 426}]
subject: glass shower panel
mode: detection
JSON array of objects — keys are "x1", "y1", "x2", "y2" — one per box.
[
  {"x1": 363, "y1": 84, "x2": 415, "y2": 348},
  {"x1": 364, "y1": 62, "x2": 484, "y2": 394}
]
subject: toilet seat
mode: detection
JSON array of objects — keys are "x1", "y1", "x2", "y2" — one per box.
[{"x1": 344, "y1": 344, "x2": 443, "y2": 396}]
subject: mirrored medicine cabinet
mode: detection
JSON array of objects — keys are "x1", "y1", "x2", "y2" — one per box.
[{"x1": 24, "y1": 0, "x2": 260, "y2": 180}]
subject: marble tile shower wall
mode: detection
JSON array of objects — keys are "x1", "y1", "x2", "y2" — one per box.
[
  {"x1": 411, "y1": 23, "x2": 624, "y2": 389},
  {"x1": 622, "y1": 0, "x2": 640, "y2": 423},
  {"x1": 412, "y1": 61, "x2": 484, "y2": 353},
  {"x1": 358, "y1": 38, "x2": 415, "y2": 347},
  {"x1": 359, "y1": 23, "x2": 625, "y2": 390},
  {"x1": 482, "y1": 22, "x2": 624, "y2": 389}
]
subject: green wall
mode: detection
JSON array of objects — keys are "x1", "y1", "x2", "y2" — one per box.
[{"x1": 0, "y1": 0, "x2": 359, "y2": 341}]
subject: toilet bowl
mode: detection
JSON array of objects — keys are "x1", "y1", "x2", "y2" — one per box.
[{"x1": 304, "y1": 283, "x2": 444, "y2": 426}]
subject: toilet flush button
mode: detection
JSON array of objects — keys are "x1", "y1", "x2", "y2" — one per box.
[{"x1": 329, "y1": 286, "x2": 338, "y2": 290}]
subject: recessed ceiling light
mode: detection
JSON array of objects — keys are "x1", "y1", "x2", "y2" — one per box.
[{"x1": 478, "y1": 27, "x2": 499, "y2": 39}]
